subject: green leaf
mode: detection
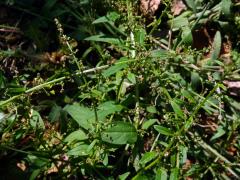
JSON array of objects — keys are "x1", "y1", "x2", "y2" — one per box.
[
  {"x1": 139, "y1": 151, "x2": 158, "y2": 166},
  {"x1": 103, "y1": 153, "x2": 109, "y2": 166},
  {"x1": 119, "y1": 172, "x2": 130, "y2": 180},
  {"x1": 87, "y1": 139, "x2": 97, "y2": 152},
  {"x1": 181, "y1": 89, "x2": 195, "y2": 103},
  {"x1": 185, "y1": 164, "x2": 201, "y2": 176},
  {"x1": 27, "y1": 155, "x2": 49, "y2": 168},
  {"x1": 134, "y1": 174, "x2": 149, "y2": 180},
  {"x1": 30, "y1": 169, "x2": 41, "y2": 180},
  {"x1": 210, "y1": 31, "x2": 222, "y2": 60},
  {"x1": 171, "y1": 153, "x2": 177, "y2": 167},
  {"x1": 48, "y1": 105, "x2": 61, "y2": 122},
  {"x1": 210, "y1": 126, "x2": 225, "y2": 141},
  {"x1": 146, "y1": 106, "x2": 157, "y2": 114},
  {"x1": 64, "y1": 129, "x2": 88, "y2": 143},
  {"x1": 191, "y1": 72, "x2": 201, "y2": 91},
  {"x1": 181, "y1": 26, "x2": 193, "y2": 46},
  {"x1": 49, "y1": 7, "x2": 68, "y2": 18},
  {"x1": 30, "y1": 110, "x2": 45, "y2": 129},
  {"x1": 8, "y1": 87, "x2": 26, "y2": 93},
  {"x1": 215, "y1": 60, "x2": 224, "y2": 66},
  {"x1": 154, "y1": 125, "x2": 174, "y2": 136},
  {"x1": 90, "y1": 89, "x2": 102, "y2": 99},
  {"x1": 42, "y1": 0, "x2": 58, "y2": 11},
  {"x1": 135, "y1": 28, "x2": 146, "y2": 45},
  {"x1": 170, "y1": 99, "x2": 185, "y2": 119},
  {"x1": 155, "y1": 168, "x2": 168, "y2": 180},
  {"x1": 184, "y1": 0, "x2": 196, "y2": 12},
  {"x1": 116, "y1": 71, "x2": 124, "y2": 86},
  {"x1": 179, "y1": 146, "x2": 188, "y2": 165},
  {"x1": 93, "y1": 11, "x2": 120, "y2": 24},
  {"x1": 171, "y1": 16, "x2": 189, "y2": 30},
  {"x1": 24, "y1": 22, "x2": 48, "y2": 50},
  {"x1": 142, "y1": 119, "x2": 158, "y2": 130},
  {"x1": 127, "y1": 72, "x2": 136, "y2": 84},
  {"x1": 106, "y1": 11, "x2": 120, "y2": 22},
  {"x1": 64, "y1": 104, "x2": 95, "y2": 130},
  {"x1": 102, "y1": 63, "x2": 128, "y2": 77},
  {"x1": 170, "y1": 168, "x2": 179, "y2": 180},
  {"x1": 93, "y1": 16, "x2": 109, "y2": 24},
  {"x1": 0, "y1": 112, "x2": 5, "y2": 122},
  {"x1": 0, "y1": 71, "x2": 6, "y2": 89},
  {"x1": 85, "y1": 34, "x2": 122, "y2": 45},
  {"x1": 151, "y1": 49, "x2": 169, "y2": 59},
  {"x1": 97, "y1": 101, "x2": 123, "y2": 121},
  {"x1": 221, "y1": 0, "x2": 232, "y2": 17},
  {"x1": 101, "y1": 122, "x2": 137, "y2": 145},
  {"x1": 67, "y1": 143, "x2": 89, "y2": 156}
]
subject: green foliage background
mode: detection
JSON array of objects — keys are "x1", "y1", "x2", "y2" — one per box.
[{"x1": 0, "y1": 0, "x2": 240, "y2": 179}]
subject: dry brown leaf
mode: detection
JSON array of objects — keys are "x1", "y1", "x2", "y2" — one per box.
[
  {"x1": 47, "y1": 165, "x2": 58, "y2": 174},
  {"x1": 223, "y1": 81, "x2": 240, "y2": 88},
  {"x1": 171, "y1": 0, "x2": 186, "y2": 16},
  {"x1": 140, "y1": 0, "x2": 161, "y2": 17},
  {"x1": 227, "y1": 145, "x2": 237, "y2": 156},
  {"x1": 17, "y1": 162, "x2": 27, "y2": 171}
]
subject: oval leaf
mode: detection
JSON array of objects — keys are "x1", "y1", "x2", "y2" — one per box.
[
  {"x1": 155, "y1": 168, "x2": 168, "y2": 180},
  {"x1": 64, "y1": 130, "x2": 88, "y2": 143},
  {"x1": 67, "y1": 143, "x2": 89, "y2": 156},
  {"x1": 97, "y1": 101, "x2": 123, "y2": 121},
  {"x1": 30, "y1": 110, "x2": 45, "y2": 129},
  {"x1": 64, "y1": 104, "x2": 95, "y2": 130},
  {"x1": 101, "y1": 122, "x2": 137, "y2": 145},
  {"x1": 135, "y1": 28, "x2": 146, "y2": 45},
  {"x1": 147, "y1": 106, "x2": 157, "y2": 114},
  {"x1": 221, "y1": 0, "x2": 232, "y2": 17},
  {"x1": 210, "y1": 31, "x2": 221, "y2": 60}
]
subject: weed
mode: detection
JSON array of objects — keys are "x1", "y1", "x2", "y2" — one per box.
[{"x1": 0, "y1": 0, "x2": 240, "y2": 179}]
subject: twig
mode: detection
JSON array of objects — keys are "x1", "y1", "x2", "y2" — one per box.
[
  {"x1": 151, "y1": 38, "x2": 170, "y2": 50},
  {"x1": 168, "y1": 29, "x2": 172, "y2": 49},
  {"x1": 0, "y1": 65, "x2": 109, "y2": 107},
  {"x1": 150, "y1": 133, "x2": 160, "y2": 152},
  {"x1": 0, "y1": 59, "x2": 136, "y2": 107},
  {"x1": 0, "y1": 28, "x2": 22, "y2": 33},
  {"x1": 132, "y1": 83, "x2": 222, "y2": 179},
  {"x1": 188, "y1": 131, "x2": 240, "y2": 179}
]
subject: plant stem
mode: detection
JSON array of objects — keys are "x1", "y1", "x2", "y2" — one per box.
[
  {"x1": 188, "y1": 131, "x2": 239, "y2": 179},
  {"x1": 1, "y1": 59, "x2": 137, "y2": 107},
  {"x1": 0, "y1": 66, "x2": 105, "y2": 107},
  {"x1": 132, "y1": 83, "x2": 222, "y2": 179}
]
